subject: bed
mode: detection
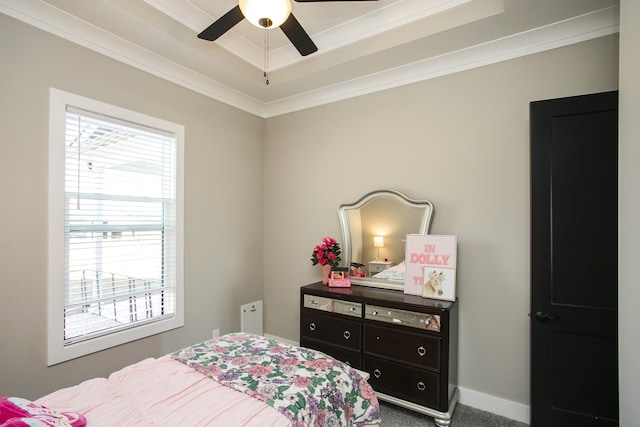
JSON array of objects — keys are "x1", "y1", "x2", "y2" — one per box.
[
  {"x1": 2, "y1": 333, "x2": 380, "y2": 426},
  {"x1": 371, "y1": 260, "x2": 406, "y2": 282}
]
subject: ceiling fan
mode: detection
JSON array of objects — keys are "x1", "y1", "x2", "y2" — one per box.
[{"x1": 198, "y1": 0, "x2": 379, "y2": 57}]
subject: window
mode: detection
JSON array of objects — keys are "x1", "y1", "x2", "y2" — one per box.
[{"x1": 48, "y1": 89, "x2": 184, "y2": 365}]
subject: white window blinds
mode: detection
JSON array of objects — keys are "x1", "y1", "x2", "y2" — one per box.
[{"x1": 63, "y1": 106, "x2": 177, "y2": 345}]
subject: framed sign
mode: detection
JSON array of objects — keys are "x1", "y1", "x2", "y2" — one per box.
[{"x1": 404, "y1": 234, "x2": 457, "y2": 301}]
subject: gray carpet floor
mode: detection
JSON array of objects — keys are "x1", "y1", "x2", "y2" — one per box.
[{"x1": 379, "y1": 401, "x2": 529, "y2": 426}]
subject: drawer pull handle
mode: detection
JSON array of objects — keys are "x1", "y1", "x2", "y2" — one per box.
[
  {"x1": 373, "y1": 369, "x2": 381, "y2": 379},
  {"x1": 417, "y1": 346, "x2": 427, "y2": 357},
  {"x1": 343, "y1": 330, "x2": 351, "y2": 340},
  {"x1": 371, "y1": 310, "x2": 378, "y2": 316},
  {"x1": 349, "y1": 307, "x2": 356, "y2": 312},
  {"x1": 417, "y1": 381, "x2": 426, "y2": 391},
  {"x1": 309, "y1": 322, "x2": 316, "y2": 331}
]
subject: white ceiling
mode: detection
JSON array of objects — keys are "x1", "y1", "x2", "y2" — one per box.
[{"x1": 0, "y1": 0, "x2": 620, "y2": 117}]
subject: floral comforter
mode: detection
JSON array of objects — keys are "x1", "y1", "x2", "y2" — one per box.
[{"x1": 171, "y1": 333, "x2": 380, "y2": 427}]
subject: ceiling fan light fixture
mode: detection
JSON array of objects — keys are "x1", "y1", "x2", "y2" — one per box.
[{"x1": 239, "y1": 0, "x2": 292, "y2": 29}]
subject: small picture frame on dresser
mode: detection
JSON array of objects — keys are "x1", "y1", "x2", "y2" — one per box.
[{"x1": 329, "y1": 268, "x2": 351, "y2": 287}]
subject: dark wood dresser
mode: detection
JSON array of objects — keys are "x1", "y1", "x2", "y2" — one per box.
[{"x1": 300, "y1": 282, "x2": 458, "y2": 427}]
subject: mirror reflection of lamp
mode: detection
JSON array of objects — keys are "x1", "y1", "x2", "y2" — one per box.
[{"x1": 373, "y1": 236, "x2": 384, "y2": 260}]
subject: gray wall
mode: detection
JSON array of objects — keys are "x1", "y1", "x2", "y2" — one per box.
[
  {"x1": 0, "y1": 14, "x2": 264, "y2": 399},
  {"x1": 263, "y1": 34, "x2": 619, "y2": 408}
]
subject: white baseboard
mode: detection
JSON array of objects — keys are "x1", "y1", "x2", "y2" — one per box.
[
  {"x1": 265, "y1": 334, "x2": 531, "y2": 425},
  {"x1": 458, "y1": 386, "x2": 530, "y2": 425}
]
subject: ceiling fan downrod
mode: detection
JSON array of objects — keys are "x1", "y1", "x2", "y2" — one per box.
[
  {"x1": 258, "y1": 18, "x2": 273, "y2": 28},
  {"x1": 262, "y1": 23, "x2": 270, "y2": 85}
]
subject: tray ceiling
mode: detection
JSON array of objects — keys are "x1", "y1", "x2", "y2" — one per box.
[{"x1": 0, "y1": 0, "x2": 620, "y2": 117}]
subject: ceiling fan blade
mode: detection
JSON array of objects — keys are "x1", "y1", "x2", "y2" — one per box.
[
  {"x1": 280, "y1": 13, "x2": 318, "y2": 56},
  {"x1": 294, "y1": 0, "x2": 378, "y2": 2},
  {"x1": 198, "y1": 5, "x2": 244, "y2": 41}
]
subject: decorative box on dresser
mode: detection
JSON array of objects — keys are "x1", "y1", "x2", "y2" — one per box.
[{"x1": 300, "y1": 282, "x2": 459, "y2": 427}]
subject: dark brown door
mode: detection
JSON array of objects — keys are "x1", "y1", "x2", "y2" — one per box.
[{"x1": 530, "y1": 91, "x2": 618, "y2": 426}]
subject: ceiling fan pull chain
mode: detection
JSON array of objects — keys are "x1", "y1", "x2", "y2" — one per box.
[{"x1": 264, "y1": 27, "x2": 270, "y2": 85}]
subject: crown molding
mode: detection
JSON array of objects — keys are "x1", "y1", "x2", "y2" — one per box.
[
  {"x1": 265, "y1": 5, "x2": 620, "y2": 117},
  {"x1": 0, "y1": 0, "x2": 267, "y2": 116},
  {"x1": 0, "y1": 1, "x2": 619, "y2": 118}
]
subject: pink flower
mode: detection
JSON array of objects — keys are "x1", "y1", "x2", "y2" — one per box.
[
  {"x1": 197, "y1": 364, "x2": 222, "y2": 377},
  {"x1": 314, "y1": 409, "x2": 328, "y2": 427},
  {"x1": 269, "y1": 346, "x2": 285, "y2": 353},
  {"x1": 280, "y1": 358, "x2": 301, "y2": 366},
  {"x1": 360, "y1": 380, "x2": 378, "y2": 402},
  {"x1": 293, "y1": 376, "x2": 312, "y2": 388},
  {"x1": 304, "y1": 359, "x2": 334, "y2": 370},
  {"x1": 344, "y1": 403, "x2": 353, "y2": 421},
  {"x1": 322, "y1": 237, "x2": 336, "y2": 246},
  {"x1": 232, "y1": 357, "x2": 248, "y2": 366},
  {"x1": 246, "y1": 365, "x2": 274, "y2": 376}
]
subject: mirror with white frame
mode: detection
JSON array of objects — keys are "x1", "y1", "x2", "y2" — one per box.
[{"x1": 338, "y1": 190, "x2": 434, "y2": 290}]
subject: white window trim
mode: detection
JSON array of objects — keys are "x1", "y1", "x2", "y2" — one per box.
[{"x1": 48, "y1": 88, "x2": 184, "y2": 366}]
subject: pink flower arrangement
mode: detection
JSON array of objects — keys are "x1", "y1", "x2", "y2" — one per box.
[{"x1": 310, "y1": 237, "x2": 342, "y2": 269}]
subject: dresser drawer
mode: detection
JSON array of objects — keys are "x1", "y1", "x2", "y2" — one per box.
[
  {"x1": 364, "y1": 355, "x2": 441, "y2": 409},
  {"x1": 303, "y1": 294, "x2": 333, "y2": 311},
  {"x1": 301, "y1": 337, "x2": 362, "y2": 369},
  {"x1": 365, "y1": 304, "x2": 440, "y2": 332},
  {"x1": 364, "y1": 324, "x2": 441, "y2": 371},
  {"x1": 303, "y1": 294, "x2": 362, "y2": 318},
  {"x1": 301, "y1": 311, "x2": 361, "y2": 351}
]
